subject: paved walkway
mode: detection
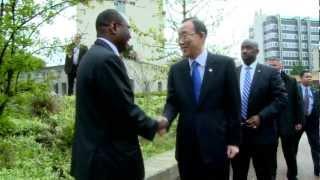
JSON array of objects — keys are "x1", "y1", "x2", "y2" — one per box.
[{"x1": 246, "y1": 134, "x2": 319, "y2": 180}]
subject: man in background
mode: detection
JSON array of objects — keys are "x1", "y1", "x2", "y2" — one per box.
[
  {"x1": 231, "y1": 40, "x2": 287, "y2": 180},
  {"x1": 267, "y1": 58, "x2": 304, "y2": 180},
  {"x1": 298, "y1": 70, "x2": 320, "y2": 178},
  {"x1": 64, "y1": 33, "x2": 88, "y2": 95}
]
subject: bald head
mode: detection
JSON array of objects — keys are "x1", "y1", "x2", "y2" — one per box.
[
  {"x1": 241, "y1": 39, "x2": 259, "y2": 65},
  {"x1": 241, "y1": 39, "x2": 259, "y2": 49}
]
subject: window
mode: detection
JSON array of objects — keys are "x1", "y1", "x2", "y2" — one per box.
[
  {"x1": 157, "y1": 82, "x2": 162, "y2": 91},
  {"x1": 114, "y1": 0, "x2": 126, "y2": 13},
  {"x1": 62, "y1": 83, "x2": 67, "y2": 95},
  {"x1": 54, "y1": 83, "x2": 59, "y2": 94}
]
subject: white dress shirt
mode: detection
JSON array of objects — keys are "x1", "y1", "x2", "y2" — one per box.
[
  {"x1": 300, "y1": 84, "x2": 314, "y2": 115},
  {"x1": 188, "y1": 50, "x2": 208, "y2": 82},
  {"x1": 240, "y1": 60, "x2": 258, "y2": 96},
  {"x1": 73, "y1": 45, "x2": 80, "y2": 65},
  {"x1": 97, "y1": 37, "x2": 120, "y2": 56}
]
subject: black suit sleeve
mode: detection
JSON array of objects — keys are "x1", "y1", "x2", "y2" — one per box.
[
  {"x1": 224, "y1": 59, "x2": 241, "y2": 145},
  {"x1": 95, "y1": 56, "x2": 158, "y2": 141},
  {"x1": 292, "y1": 79, "x2": 304, "y2": 125},
  {"x1": 163, "y1": 66, "x2": 179, "y2": 129},
  {"x1": 259, "y1": 69, "x2": 288, "y2": 122}
]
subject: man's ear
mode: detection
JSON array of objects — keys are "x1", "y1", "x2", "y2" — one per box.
[{"x1": 108, "y1": 22, "x2": 118, "y2": 35}]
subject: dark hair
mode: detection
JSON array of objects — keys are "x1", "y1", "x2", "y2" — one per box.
[
  {"x1": 300, "y1": 70, "x2": 310, "y2": 77},
  {"x1": 96, "y1": 9, "x2": 124, "y2": 34},
  {"x1": 182, "y1": 17, "x2": 207, "y2": 37}
]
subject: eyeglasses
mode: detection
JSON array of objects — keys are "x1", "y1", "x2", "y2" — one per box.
[{"x1": 177, "y1": 32, "x2": 196, "y2": 42}]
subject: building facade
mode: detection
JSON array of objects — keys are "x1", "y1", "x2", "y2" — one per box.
[
  {"x1": 26, "y1": 59, "x2": 167, "y2": 96},
  {"x1": 250, "y1": 12, "x2": 319, "y2": 74},
  {"x1": 76, "y1": 0, "x2": 164, "y2": 60}
]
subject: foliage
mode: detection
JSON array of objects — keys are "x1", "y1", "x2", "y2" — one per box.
[
  {"x1": 0, "y1": 92, "x2": 175, "y2": 179},
  {"x1": 290, "y1": 61, "x2": 306, "y2": 76},
  {"x1": 0, "y1": 0, "x2": 93, "y2": 116}
]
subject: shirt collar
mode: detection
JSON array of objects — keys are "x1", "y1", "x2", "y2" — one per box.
[
  {"x1": 97, "y1": 37, "x2": 120, "y2": 56},
  {"x1": 301, "y1": 84, "x2": 310, "y2": 90},
  {"x1": 188, "y1": 50, "x2": 208, "y2": 67},
  {"x1": 242, "y1": 60, "x2": 258, "y2": 70}
]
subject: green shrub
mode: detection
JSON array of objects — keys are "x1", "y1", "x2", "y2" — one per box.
[
  {"x1": 0, "y1": 93, "x2": 176, "y2": 179},
  {"x1": 0, "y1": 140, "x2": 15, "y2": 169}
]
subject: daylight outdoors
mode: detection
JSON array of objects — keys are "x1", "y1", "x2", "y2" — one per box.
[{"x1": 0, "y1": 0, "x2": 319, "y2": 179}]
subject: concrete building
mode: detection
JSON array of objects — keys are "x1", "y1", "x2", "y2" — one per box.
[
  {"x1": 25, "y1": 59, "x2": 168, "y2": 96},
  {"x1": 76, "y1": 0, "x2": 164, "y2": 60},
  {"x1": 249, "y1": 12, "x2": 319, "y2": 74}
]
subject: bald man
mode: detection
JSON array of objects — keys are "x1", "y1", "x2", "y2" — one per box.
[{"x1": 231, "y1": 40, "x2": 288, "y2": 180}]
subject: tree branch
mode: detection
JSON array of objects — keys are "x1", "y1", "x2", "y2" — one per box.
[{"x1": 0, "y1": 0, "x2": 73, "y2": 66}]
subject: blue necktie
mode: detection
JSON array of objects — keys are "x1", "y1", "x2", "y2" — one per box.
[
  {"x1": 191, "y1": 61, "x2": 201, "y2": 103},
  {"x1": 304, "y1": 87, "x2": 310, "y2": 115},
  {"x1": 241, "y1": 66, "x2": 252, "y2": 120}
]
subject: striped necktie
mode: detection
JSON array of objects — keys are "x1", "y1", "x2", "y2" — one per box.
[{"x1": 241, "y1": 66, "x2": 252, "y2": 120}]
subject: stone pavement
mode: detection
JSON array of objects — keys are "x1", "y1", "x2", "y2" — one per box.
[
  {"x1": 145, "y1": 133, "x2": 319, "y2": 180},
  {"x1": 246, "y1": 133, "x2": 319, "y2": 180}
]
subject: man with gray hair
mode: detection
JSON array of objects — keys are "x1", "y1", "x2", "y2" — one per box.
[
  {"x1": 267, "y1": 58, "x2": 304, "y2": 180},
  {"x1": 231, "y1": 40, "x2": 287, "y2": 180}
]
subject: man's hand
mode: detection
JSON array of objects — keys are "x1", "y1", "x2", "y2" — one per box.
[
  {"x1": 156, "y1": 116, "x2": 168, "y2": 136},
  {"x1": 246, "y1": 115, "x2": 261, "y2": 129},
  {"x1": 294, "y1": 123, "x2": 302, "y2": 131},
  {"x1": 227, "y1": 145, "x2": 239, "y2": 159}
]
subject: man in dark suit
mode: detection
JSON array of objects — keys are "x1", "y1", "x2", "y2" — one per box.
[
  {"x1": 70, "y1": 9, "x2": 168, "y2": 180},
  {"x1": 64, "y1": 34, "x2": 88, "y2": 95},
  {"x1": 298, "y1": 70, "x2": 320, "y2": 178},
  {"x1": 161, "y1": 17, "x2": 241, "y2": 180},
  {"x1": 231, "y1": 40, "x2": 287, "y2": 180},
  {"x1": 267, "y1": 58, "x2": 304, "y2": 180}
]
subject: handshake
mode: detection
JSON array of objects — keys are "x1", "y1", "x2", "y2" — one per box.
[{"x1": 155, "y1": 116, "x2": 169, "y2": 136}]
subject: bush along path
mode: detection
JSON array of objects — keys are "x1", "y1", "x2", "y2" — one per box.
[{"x1": 0, "y1": 92, "x2": 176, "y2": 179}]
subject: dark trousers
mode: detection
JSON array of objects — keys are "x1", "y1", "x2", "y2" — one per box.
[
  {"x1": 89, "y1": 148, "x2": 144, "y2": 180},
  {"x1": 298, "y1": 116, "x2": 320, "y2": 176},
  {"x1": 231, "y1": 144, "x2": 277, "y2": 180},
  {"x1": 178, "y1": 142, "x2": 229, "y2": 180},
  {"x1": 178, "y1": 158, "x2": 229, "y2": 180},
  {"x1": 67, "y1": 65, "x2": 77, "y2": 96},
  {"x1": 272, "y1": 133, "x2": 301, "y2": 180}
]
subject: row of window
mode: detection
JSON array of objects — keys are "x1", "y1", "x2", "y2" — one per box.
[
  {"x1": 282, "y1": 60, "x2": 309, "y2": 66},
  {"x1": 281, "y1": 25, "x2": 297, "y2": 31},
  {"x1": 264, "y1": 42, "x2": 279, "y2": 49},
  {"x1": 264, "y1": 33, "x2": 278, "y2": 40},
  {"x1": 264, "y1": 23, "x2": 278, "y2": 32}
]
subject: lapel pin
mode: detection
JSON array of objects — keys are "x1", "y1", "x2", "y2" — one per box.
[
  {"x1": 208, "y1": 68, "x2": 213, "y2": 72},
  {"x1": 257, "y1": 69, "x2": 261, "y2": 73}
]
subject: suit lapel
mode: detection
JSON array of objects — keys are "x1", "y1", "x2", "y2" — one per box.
[
  {"x1": 198, "y1": 53, "x2": 215, "y2": 106},
  {"x1": 248, "y1": 63, "x2": 262, "y2": 104},
  {"x1": 180, "y1": 60, "x2": 196, "y2": 105},
  {"x1": 236, "y1": 66, "x2": 241, "y2": 82},
  {"x1": 94, "y1": 39, "x2": 127, "y2": 73}
]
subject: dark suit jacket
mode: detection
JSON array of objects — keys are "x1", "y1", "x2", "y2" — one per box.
[
  {"x1": 163, "y1": 53, "x2": 241, "y2": 167},
  {"x1": 236, "y1": 63, "x2": 287, "y2": 145},
  {"x1": 70, "y1": 39, "x2": 158, "y2": 180},
  {"x1": 277, "y1": 72, "x2": 304, "y2": 137},
  {"x1": 64, "y1": 44, "x2": 88, "y2": 74},
  {"x1": 299, "y1": 84, "x2": 320, "y2": 127}
]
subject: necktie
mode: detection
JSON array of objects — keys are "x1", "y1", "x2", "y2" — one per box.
[
  {"x1": 191, "y1": 61, "x2": 201, "y2": 103},
  {"x1": 304, "y1": 87, "x2": 310, "y2": 116},
  {"x1": 241, "y1": 66, "x2": 252, "y2": 120}
]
